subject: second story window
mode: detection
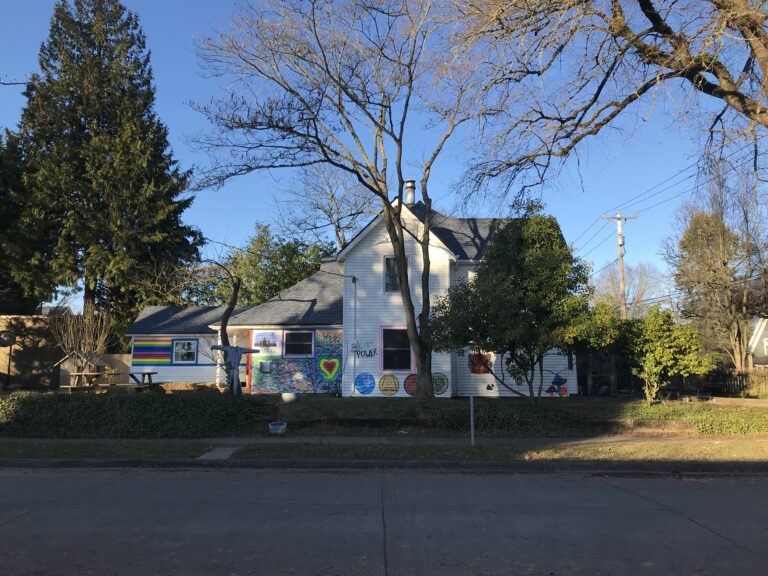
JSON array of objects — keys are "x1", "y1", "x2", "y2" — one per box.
[{"x1": 385, "y1": 257, "x2": 405, "y2": 292}]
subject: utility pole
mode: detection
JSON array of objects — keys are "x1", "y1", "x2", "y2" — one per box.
[{"x1": 601, "y1": 210, "x2": 638, "y2": 319}]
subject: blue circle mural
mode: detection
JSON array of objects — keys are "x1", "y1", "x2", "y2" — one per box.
[{"x1": 354, "y1": 373, "x2": 375, "y2": 395}]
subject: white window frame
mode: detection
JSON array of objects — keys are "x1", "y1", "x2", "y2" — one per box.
[
  {"x1": 284, "y1": 330, "x2": 314, "y2": 358},
  {"x1": 172, "y1": 339, "x2": 198, "y2": 365},
  {"x1": 384, "y1": 256, "x2": 407, "y2": 293}
]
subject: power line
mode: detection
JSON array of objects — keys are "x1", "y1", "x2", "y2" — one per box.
[
  {"x1": 590, "y1": 258, "x2": 618, "y2": 277},
  {"x1": 580, "y1": 228, "x2": 616, "y2": 258},
  {"x1": 569, "y1": 142, "x2": 754, "y2": 244},
  {"x1": 574, "y1": 220, "x2": 611, "y2": 253}
]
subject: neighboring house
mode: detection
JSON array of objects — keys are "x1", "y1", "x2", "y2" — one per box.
[
  {"x1": 127, "y1": 195, "x2": 576, "y2": 397},
  {"x1": 748, "y1": 318, "x2": 768, "y2": 368},
  {"x1": 125, "y1": 306, "x2": 246, "y2": 384},
  {"x1": 212, "y1": 259, "x2": 344, "y2": 395}
]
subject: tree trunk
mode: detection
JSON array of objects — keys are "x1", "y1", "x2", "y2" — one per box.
[
  {"x1": 537, "y1": 355, "x2": 544, "y2": 398},
  {"x1": 83, "y1": 280, "x2": 96, "y2": 312},
  {"x1": 380, "y1": 201, "x2": 434, "y2": 399},
  {"x1": 416, "y1": 188, "x2": 434, "y2": 399},
  {"x1": 219, "y1": 277, "x2": 241, "y2": 395}
]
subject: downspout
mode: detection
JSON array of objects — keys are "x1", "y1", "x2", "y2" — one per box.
[{"x1": 352, "y1": 275, "x2": 357, "y2": 396}]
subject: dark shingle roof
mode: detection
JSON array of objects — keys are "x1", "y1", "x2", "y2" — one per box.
[
  {"x1": 126, "y1": 305, "x2": 248, "y2": 335},
  {"x1": 225, "y1": 260, "x2": 343, "y2": 327},
  {"x1": 408, "y1": 202, "x2": 509, "y2": 260}
]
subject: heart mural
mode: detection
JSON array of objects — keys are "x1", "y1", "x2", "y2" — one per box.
[{"x1": 318, "y1": 357, "x2": 341, "y2": 381}]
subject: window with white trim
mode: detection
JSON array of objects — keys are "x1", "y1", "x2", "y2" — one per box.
[
  {"x1": 173, "y1": 340, "x2": 197, "y2": 364},
  {"x1": 285, "y1": 331, "x2": 314, "y2": 357},
  {"x1": 384, "y1": 257, "x2": 406, "y2": 292},
  {"x1": 467, "y1": 270, "x2": 477, "y2": 283},
  {"x1": 382, "y1": 328, "x2": 411, "y2": 370}
]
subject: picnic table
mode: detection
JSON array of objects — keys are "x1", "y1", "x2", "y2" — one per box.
[{"x1": 129, "y1": 371, "x2": 157, "y2": 386}]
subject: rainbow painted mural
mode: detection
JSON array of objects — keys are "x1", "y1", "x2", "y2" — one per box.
[{"x1": 132, "y1": 338, "x2": 172, "y2": 365}]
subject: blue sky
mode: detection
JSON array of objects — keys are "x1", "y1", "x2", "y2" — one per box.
[{"x1": 0, "y1": 0, "x2": 709, "y2": 282}]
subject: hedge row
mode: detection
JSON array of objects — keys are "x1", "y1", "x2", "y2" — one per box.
[{"x1": 0, "y1": 390, "x2": 276, "y2": 438}]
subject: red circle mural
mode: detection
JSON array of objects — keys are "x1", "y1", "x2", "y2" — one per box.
[{"x1": 404, "y1": 374, "x2": 418, "y2": 396}]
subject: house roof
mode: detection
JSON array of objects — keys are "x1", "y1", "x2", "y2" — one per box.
[
  {"x1": 126, "y1": 305, "x2": 247, "y2": 336},
  {"x1": 223, "y1": 260, "x2": 343, "y2": 327},
  {"x1": 338, "y1": 201, "x2": 509, "y2": 262},
  {"x1": 409, "y1": 202, "x2": 507, "y2": 261}
]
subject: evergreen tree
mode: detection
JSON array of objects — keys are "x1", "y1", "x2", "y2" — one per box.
[
  {"x1": 16, "y1": 0, "x2": 201, "y2": 320},
  {"x1": 0, "y1": 131, "x2": 45, "y2": 314}
]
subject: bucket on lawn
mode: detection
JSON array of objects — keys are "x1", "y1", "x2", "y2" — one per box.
[{"x1": 269, "y1": 422, "x2": 287, "y2": 435}]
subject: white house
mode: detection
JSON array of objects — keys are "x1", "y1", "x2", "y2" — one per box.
[
  {"x1": 336, "y1": 188, "x2": 577, "y2": 398},
  {"x1": 127, "y1": 189, "x2": 577, "y2": 397}
]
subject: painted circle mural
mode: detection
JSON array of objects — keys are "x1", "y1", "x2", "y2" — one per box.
[
  {"x1": 432, "y1": 373, "x2": 449, "y2": 395},
  {"x1": 404, "y1": 374, "x2": 418, "y2": 396},
  {"x1": 378, "y1": 374, "x2": 400, "y2": 396},
  {"x1": 354, "y1": 373, "x2": 375, "y2": 395}
]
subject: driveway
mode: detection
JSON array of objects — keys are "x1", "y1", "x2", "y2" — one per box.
[{"x1": 1, "y1": 468, "x2": 766, "y2": 575}]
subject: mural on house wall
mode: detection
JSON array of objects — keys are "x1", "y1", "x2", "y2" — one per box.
[
  {"x1": 249, "y1": 329, "x2": 343, "y2": 394},
  {"x1": 354, "y1": 373, "x2": 375, "y2": 395},
  {"x1": 252, "y1": 331, "x2": 280, "y2": 357},
  {"x1": 132, "y1": 338, "x2": 172, "y2": 365},
  {"x1": 378, "y1": 374, "x2": 399, "y2": 396},
  {"x1": 404, "y1": 374, "x2": 418, "y2": 396},
  {"x1": 469, "y1": 353, "x2": 492, "y2": 374},
  {"x1": 545, "y1": 373, "x2": 569, "y2": 397},
  {"x1": 352, "y1": 340, "x2": 378, "y2": 359},
  {"x1": 432, "y1": 373, "x2": 449, "y2": 395}
]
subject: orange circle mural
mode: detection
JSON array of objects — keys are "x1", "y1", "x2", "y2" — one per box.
[{"x1": 378, "y1": 374, "x2": 400, "y2": 396}]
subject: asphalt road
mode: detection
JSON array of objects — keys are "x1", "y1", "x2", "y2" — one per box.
[{"x1": 1, "y1": 468, "x2": 767, "y2": 575}]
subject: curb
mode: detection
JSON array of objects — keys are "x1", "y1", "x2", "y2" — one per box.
[{"x1": 2, "y1": 458, "x2": 768, "y2": 477}]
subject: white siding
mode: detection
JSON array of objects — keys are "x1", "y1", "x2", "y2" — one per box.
[
  {"x1": 456, "y1": 350, "x2": 578, "y2": 397},
  {"x1": 341, "y1": 216, "x2": 455, "y2": 397},
  {"x1": 130, "y1": 334, "x2": 219, "y2": 383}
]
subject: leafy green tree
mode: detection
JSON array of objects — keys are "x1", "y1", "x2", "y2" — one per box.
[
  {"x1": 432, "y1": 212, "x2": 590, "y2": 399},
  {"x1": 196, "y1": 224, "x2": 335, "y2": 307},
  {"x1": 15, "y1": 0, "x2": 201, "y2": 322},
  {"x1": 628, "y1": 307, "x2": 713, "y2": 405}
]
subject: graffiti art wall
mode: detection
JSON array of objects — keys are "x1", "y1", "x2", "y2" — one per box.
[
  {"x1": 249, "y1": 329, "x2": 343, "y2": 394},
  {"x1": 342, "y1": 333, "x2": 454, "y2": 398}
]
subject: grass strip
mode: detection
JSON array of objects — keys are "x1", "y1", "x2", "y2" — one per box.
[
  {"x1": 232, "y1": 439, "x2": 768, "y2": 463},
  {"x1": 0, "y1": 442, "x2": 211, "y2": 459}
]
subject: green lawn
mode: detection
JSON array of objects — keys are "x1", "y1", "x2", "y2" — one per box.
[
  {"x1": 276, "y1": 395, "x2": 768, "y2": 436},
  {"x1": 232, "y1": 438, "x2": 768, "y2": 463},
  {"x1": 2, "y1": 390, "x2": 768, "y2": 439},
  {"x1": 0, "y1": 442, "x2": 211, "y2": 459}
]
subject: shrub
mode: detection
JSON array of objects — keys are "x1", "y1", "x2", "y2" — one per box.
[{"x1": 0, "y1": 390, "x2": 275, "y2": 438}]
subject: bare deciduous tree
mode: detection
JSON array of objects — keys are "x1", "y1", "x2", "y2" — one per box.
[
  {"x1": 594, "y1": 261, "x2": 666, "y2": 318},
  {"x1": 195, "y1": 0, "x2": 494, "y2": 397},
  {"x1": 275, "y1": 164, "x2": 377, "y2": 251},
  {"x1": 50, "y1": 303, "x2": 111, "y2": 363},
  {"x1": 459, "y1": 0, "x2": 768, "y2": 194}
]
